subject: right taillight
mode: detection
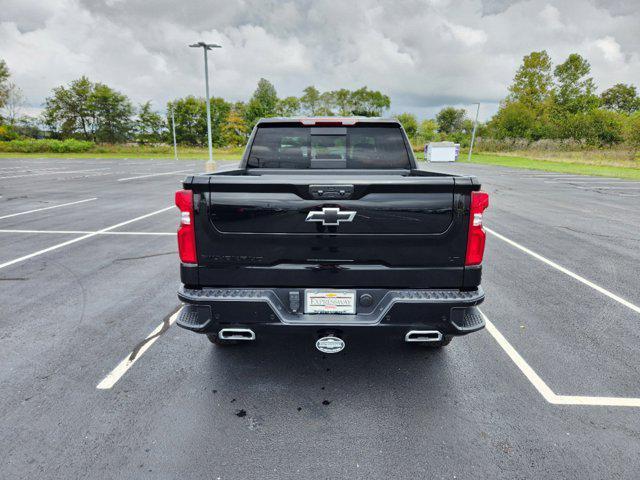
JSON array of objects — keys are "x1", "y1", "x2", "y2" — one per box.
[
  {"x1": 465, "y1": 191, "x2": 489, "y2": 266},
  {"x1": 175, "y1": 189, "x2": 197, "y2": 264}
]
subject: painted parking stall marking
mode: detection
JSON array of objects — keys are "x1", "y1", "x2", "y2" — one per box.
[
  {"x1": 96, "y1": 307, "x2": 181, "y2": 389},
  {"x1": 0, "y1": 206, "x2": 174, "y2": 271},
  {"x1": 486, "y1": 227, "x2": 640, "y2": 315},
  {"x1": 481, "y1": 226, "x2": 640, "y2": 407},
  {"x1": 117, "y1": 169, "x2": 191, "y2": 182},
  {"x1": 0, "y1": 168, "x2": 110, "y2": 180},
  {"x1": 0, "y1": 198, "x2": 97, "y2": 220},
  {"x1": 482, "y1": 311, "x2": 640, "y2": 407},
  {"x1": 0, "y1": 229, "x2": 174, "y2": 236}
]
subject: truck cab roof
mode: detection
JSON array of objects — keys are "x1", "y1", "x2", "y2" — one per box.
[{"x1": 255, "y1": 117, "x2": 400, "y2": 126}]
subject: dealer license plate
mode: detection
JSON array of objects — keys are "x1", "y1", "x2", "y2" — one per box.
[{"x1": 305, "y1": 290, "x2": 356, "y2": 314}]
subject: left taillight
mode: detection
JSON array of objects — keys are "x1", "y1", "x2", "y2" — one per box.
[
  {"x1": 175, "y1": 189, "x2": 197, "y2": 264},
  {"x1": 465, "y1": 191, "x2": 489, "y2": 266}
]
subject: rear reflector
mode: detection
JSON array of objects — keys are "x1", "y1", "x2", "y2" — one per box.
[
  {"x1": 465, "y1": 191, "x2": 489, "y2": 266},
  {"x1": 175, "y1": 189, "x2": 197, "y2": 264}
]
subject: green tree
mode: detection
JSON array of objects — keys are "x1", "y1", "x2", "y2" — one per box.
[
  {"x1": 587, "y1": 110, "x2": 625, "y2": 145},
  {"x1": 601, "y1": 83, "x2": 639, "y2": 114},
  {"x1": 417, "y1": 119, "x2": 438, "y2": 143},
  {"x1": 625, "y1": 112, "x2": 640, "y2": 148},
  {"x1": 350, "y1": 87, "x2": 390, "y2": 117},
  {"x1": 13, "y1": 116, "x2": 41, "y2": 139},
  {"x1": 89, "y1": 83, "x2": 134, "y2": 143},
  {"x1": 245, "y1": 78, "x2": 278, "y2": 127},
  {"x1": 1, "y1": 81, "x2": 25, "y2": 126},
  {"x1": 210, "y1": 97, "x2": 232, "y2": 146},
  {"x1": 43, "y1": 77, "x2": 134, "y2": 142},
  {"x1": 221, "y1": 108, "x2": 250, "y2": 146},
  {"x1": 317, "y1": 91, "x2": 336, "y2": 116},
  {"x1": 296, "y1": 86, "x2": 391, "y2": 117},
  {"x1": 276, "y1": 96, "x2": 301, "y2": 116},
  {"x1": 232, "y1": 101, "x2": 247, "y2": 122},
  {"x1": 0, "y1": 59, "x2": 10, "y2": 114},
  {"x1": 43, "y1": 76, "x2": 95, "y2": 139},
  {"x1": 300, "y1": 86, "x2": 321, "y2": 115},
  {"x1": 135, "y1": 101, "x2": 165, "y2": 144},
  {"x1": 436, "y1": 107, "x2": 466, "y2": 134},
  {"x1": 488, "y1": 102, "x2": 537, "y2": 139},
  {"x1": 332, "y1": 88, "x2": 352, "y2": 116},
  {"x1": 508, "y1": 51, "x2": 554, "y2": 110},
  {"x1": 168, "y1": 96, "x2": 204, "y2": 145},
  {"x1": 168, "y1": 96, "x2": 230, "y2": 146},
  {"x1": 553, "y1": 53, "x2": 599, "y2": 113},
  {"x1": 557, "y1": 109, "x2": 624, "y2": 146},
  {"x1": 395, "y1": 112, "x2": 418, "y2": 138}
]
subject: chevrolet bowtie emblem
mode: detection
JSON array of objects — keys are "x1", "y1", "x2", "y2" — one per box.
[{"x1": 305, "y1": 207, "x2": 356, "y2": 226}]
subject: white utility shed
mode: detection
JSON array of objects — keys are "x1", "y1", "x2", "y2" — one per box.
[{"x1": 425, "y1": 142, "x2": 459, "y2": 162}]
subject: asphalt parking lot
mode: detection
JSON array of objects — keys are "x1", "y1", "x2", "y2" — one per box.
[{"x1": 1, "y1": 157, "x2": 639, "y2": 479}]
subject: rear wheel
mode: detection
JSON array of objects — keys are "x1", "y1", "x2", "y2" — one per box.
[{"x1": 206, "y1": 333, "x2": 240, "y2": 346}]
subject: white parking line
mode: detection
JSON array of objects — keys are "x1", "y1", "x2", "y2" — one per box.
[
  {"x1": 0, "y1": 168, "x2": 110, "y2": 179},
  {"x1": 544, "y1": 181, "x2": 633, "y2": 185},
  {"x1": 576, "y1": 186, "x2": 640, "y2": 190},
  {"x1": 547, "y1": 177, "x2": 632, "y2": 182},
  {"x1": 520, "y1": 174, "x2": 585, "y2": 178},
  {"x1": 96, "y1": 308, "x2": 181, "y2": 389},
  {"x1": 117, "y1": 170, "x2": 191, "y2": 182},
  {"x1": 0, "y1": 198, "x2": 97, "y2": 220},
  {"x1": 482, "y1": 311, "x2": 640, "y2": 407},
  {"x1": 0, "y1": 206, "x2": 174, "y2": 271},
  {"x1": 0, "y1": 167, "x2": 69, "y2": 173},
  {"x1": 485, "y1": 227, "x2": 640, "y2": 315},
  {"x1": 0, "y1": 229, "x2": 173, "y2": 235}
]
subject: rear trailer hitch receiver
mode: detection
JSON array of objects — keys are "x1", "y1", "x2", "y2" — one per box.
[{"x1": 315, "y1": 334, "x2": 345, "y2": 353}]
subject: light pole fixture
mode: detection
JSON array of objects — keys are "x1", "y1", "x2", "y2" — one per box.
[
  {"x1": 189, "y1": 41, "x2": 221, "y2": 171},
  {"x1": 170, "y1": 105, "x2": 178, "y2": 161},
  {"x1": 468, "y1": 102, "x2": 480, "y2": 162}
]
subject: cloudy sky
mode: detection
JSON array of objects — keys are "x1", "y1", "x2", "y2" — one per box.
[{"x1": 1, "y1": 0, "x2": 639, "y2": 120}]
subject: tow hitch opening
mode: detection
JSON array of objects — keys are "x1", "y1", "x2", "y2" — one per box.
[{"x1": 316, "y1": 334, "x2": 345, "y2": 354}]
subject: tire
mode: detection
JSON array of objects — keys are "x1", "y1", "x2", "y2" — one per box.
[
  {"x1": 206, "y1": 333, "x2": 240, "y2": 346},
  {"x1": 421, "y1": 335, "x2": 453, "y2": 348}
]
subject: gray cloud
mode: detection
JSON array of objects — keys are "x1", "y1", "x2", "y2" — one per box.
[
  {"x1": 480, "y1": 0, "x2": 523, "y2": 15},
  {"x1": 1, "y1": 0, "x2": 639, "y2": 121}
]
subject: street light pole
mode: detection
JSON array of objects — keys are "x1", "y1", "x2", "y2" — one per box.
[
  {"x1": 189, "y1": 41, "x2": 221, "y2": 172},
  {"x1": 467, "y1": 102, "x2": 480, "y2": 162},
  {"x1": 171, "y1": 106, "x2": 178, "y2": 161}
]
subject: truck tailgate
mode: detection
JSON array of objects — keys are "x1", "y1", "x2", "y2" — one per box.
[{"x1": 187, "y1": 172, "x2": 473, "y2": 288}]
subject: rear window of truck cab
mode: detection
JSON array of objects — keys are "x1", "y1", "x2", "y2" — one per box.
[{"x1": 246, "y1": 124, "x2": 412, "y2": 169}]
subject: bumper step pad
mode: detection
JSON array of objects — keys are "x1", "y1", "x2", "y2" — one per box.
[
  {"x1": 177, "y1": 304, "x2": 211, "y2": 331},
  {"x1": 177, "y1": 286, "x2": 484, "y2": 332},
  {"x1": 451, "y1": 306, "x2": 485, "y2": 331}
]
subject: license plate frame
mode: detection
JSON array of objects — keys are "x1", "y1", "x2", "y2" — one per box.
[{"x1": 304, "y1": 290, "x2": 356, "y2": 314}]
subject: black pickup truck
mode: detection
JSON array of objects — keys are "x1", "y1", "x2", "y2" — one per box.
[{"x1": 175, "y1": 118, "x2": 488, "y2": 353}]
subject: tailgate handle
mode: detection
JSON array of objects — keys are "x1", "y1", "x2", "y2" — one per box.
[{"x1": 309, "y1": 185, "x2": 354, "y2": 200}]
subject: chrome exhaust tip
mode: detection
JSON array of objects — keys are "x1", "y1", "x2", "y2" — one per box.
[
  {"x1": 405, "y1": 330, "x2": 443, "y2": 343},
  {"x1": 218, "y1": 328, "x2": 256, "y2": 341}
]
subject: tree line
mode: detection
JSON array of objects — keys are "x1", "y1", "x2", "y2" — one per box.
[
  {"x1": 389, "y1": 52, "x2": 640, "y2": 149},
  {"x1": 1, "y1": 53, "x2": 639, "y2": 149},
  {"x1": 0, "y1": 63, "x2": 391, "y2": 147},
  {"x1": 487, "y1": 51, "x2": 640, "y2": 146}
]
